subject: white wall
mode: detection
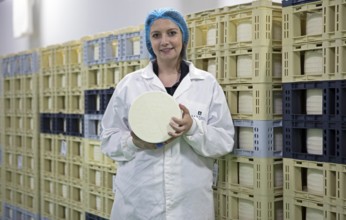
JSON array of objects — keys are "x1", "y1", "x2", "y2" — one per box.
[{"x1": 0, "y1": 0, "x2": 281, "y2": 56}]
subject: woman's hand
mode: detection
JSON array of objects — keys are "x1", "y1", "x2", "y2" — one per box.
[{"x1": 169, "y1": 103, "x2": 193, "y2": 137}]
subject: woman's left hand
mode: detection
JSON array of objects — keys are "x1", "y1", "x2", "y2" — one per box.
[{"x1": 168, "y1": 103, "x2": 193, "y2": 137}]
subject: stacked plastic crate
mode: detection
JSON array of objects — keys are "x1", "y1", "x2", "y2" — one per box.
[
  {"x1": 81, "y1": 26, "x2": 149, "y2": 220},
  {"x1": 39, "y1": 40, "x2": 86, "y2": 220},
  {"x1": 282, "y1": 0, "x2": 346, "y2": 219},
  {"x1": 0, "y1": 50, "x2": 40, "y2": 220},
  {"x1": 186, "y1": 1, "x2": 284, "y2": 219}
]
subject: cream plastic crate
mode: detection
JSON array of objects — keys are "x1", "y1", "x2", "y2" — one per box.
[
  {"x1": 282, "y1": 39, "x2": 346, "y2": 83},
  {"x1": 4, "y1": 115, "x2": 15, "y2": 133},
  {"x1": 40, "y1": 196, "x2": 56, "y2": 219},
  {"x1": 58, "y1": 40, "x2": 82, "y2": 69},
  {"x1": 284, "y1": 197, "x2": 340, "y2": 220},
  {"x1": 85, "y1": 189, "x2": 107, "y2": 218},
  {"x1": 70, "y1": 161, "x2": 84, "y2": 185},
  {"x1": 339, "y1": 164, "x2": 346, "y2": 207},
  {"x1": 40, "y1": 92, "x2": 69, "y2": 113},
  {"x1": 83, "y1": 65, "x2": 104, "y2": 90},
  {"x1": 216, "y1": 155, "x2": 283, "y2": 196},
  {"x1": 69, "y1": 67, "x2": 83, "y2": 92},
  {"x1": 40, "y1": 134, "x2": 55, "y2": 159},
  {"x1": 222, "y1": 83, "x2": 282, "y2": 120},
  {"x1": 214, "y1": 188, "x2": 283, "y2": 220},
  {"x1": 98, "y1": 60, "x2": 148, "y2": 89},
  {"x1": 54, "y1": 45, "x2": 69, "y2": 71},
  {"x1": 41, "y1": 197, "x2": 85, "y2": 220},
  {"x1": 64, "y1": 136, "x2": 84, "y2": 162},
  {"x1": 283, "y1": 158, "x2": 339, "y2": 205},
  {"x1": 68, "y1": 90, "x2": 84, "y2": 114},
  {"x1": 216, "y1": 46, "x2": 282, "y2": 84},
  {"x1": 40, "y1": 44, "x2": 61, "y2": 72},
  {"x1": 67, "y1": 41, "x2": 82, "y2": 69},
  {"x1": 85, "y1": 164, "x2": 115, "y2": 197},
  {"x1": 3, "y1": 77, "x2": 14, "y2": 97},
  {"x1": 41, "y1": 176, "x2": 57, "y2": 200},
  {"x1": 84, "y1": 139, "x2": 115, "y2": 168},
  {"x1": 103, "y1": 62, "x2": 123, "y2": 88},
  {"x1": 55, "y1": 159, "x2": 71, "y2": 182},
  {"x1": 40, "y1": 70, "x2": 55, "y2": 93},
  {"x1": 186, "y1": 0, "x2": 282, "y2": 50},
  {"x1": 337, "y1": 206, "x2": 346, "y2": 220},
  {"x1": 40, "y1": 92, "x2": 54, "y2": 113},
  {"x1": 85, "y1": 164, "x2": 106, "y2": 193},
  {"x1": 282, "y1": 0, "x2": 346, "y2": 45},
  {"x1": 55, "y1": 181, "x2": 83, "y2": 207},
  {"x1": 122, "y1": 60, "x2": 148, "y2": 76},
  {"x1": 3, "y1": 95, "x2": 14, "y2": 116},
  {"x1": 55, "y1": 70, "x2": 69, "y2": 93}
]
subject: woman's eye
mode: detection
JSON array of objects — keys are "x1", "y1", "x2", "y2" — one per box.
[
  {"x1": 168, "y1": 31, "x2": 177, "y2": 36},
  {"x1": 151, "y1": 33, "x2": 160, "y2": 38}
]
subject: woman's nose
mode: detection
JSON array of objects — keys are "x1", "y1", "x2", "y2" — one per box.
[{"x1": 161, "y1": 34, "x2": 169, "y2": 45}]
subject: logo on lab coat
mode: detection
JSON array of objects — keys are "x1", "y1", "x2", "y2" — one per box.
[{"x1": 191, "y1": 110, "x2": 206, "y2": 121}]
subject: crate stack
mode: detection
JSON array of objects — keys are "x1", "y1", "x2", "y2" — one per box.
[
  {"x1": 282, "y1": 0, "x2": 346, "y2": 219},
  {"x1": 0, "y1": 50, "x2": 40, "y2": 220},
  {"x1": 186, "y1": 1, "x2": 284, "y2": 219},
  {"x1": 39, "y1": 40, "x2": 87, "y2": 220},
  {"x1": 81, "y1": 26, "x2": 149, "y2": 220}
]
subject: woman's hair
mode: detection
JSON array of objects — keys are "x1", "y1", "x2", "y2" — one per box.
[{"x1": 145, "y1": 8, "x2": 189, "y2": 60}]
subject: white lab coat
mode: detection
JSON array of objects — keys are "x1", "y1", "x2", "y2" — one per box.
[{"x1": 100, "y1": 61, "x2": 234, "y2": 220}]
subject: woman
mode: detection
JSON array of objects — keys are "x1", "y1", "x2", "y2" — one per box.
[{"x1": 100, "y1": 8, "x2": 234, "y2": 220}]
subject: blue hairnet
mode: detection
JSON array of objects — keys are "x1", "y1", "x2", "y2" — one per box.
[{"x1": 145, "y1": 8, "x2": 189, "y2": 60}]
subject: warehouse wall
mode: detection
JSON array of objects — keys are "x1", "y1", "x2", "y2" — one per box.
[{"x1": 0, "y1": 0, "x2": 281, "y2": 56}]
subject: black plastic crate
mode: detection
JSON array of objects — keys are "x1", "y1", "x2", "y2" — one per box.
[
  {"x1": 40, "y1": 113, "x2": 66, "y2": 134},
  {"x1": 85, "y1": 212, "x2": 108, "y2": 220},
  {"x1": 66, "y1": 114, "x2": 84, "y2": 137},
  {"x1": 54, "y1": 113, "x2": 66, "y2": 134},
  {"x1": 282, "y1": 0, "x2": 320, "y2": 7},
  {"x1": 84, "y1": 89, "x2": 102, "y2": 114},
  {"x1": 40, "y1": 113, "x2": 55, "y2": 133},
  {"x1": 100, "y1": 87, "x2": 115, "y2": 114},
  {"x1": 283, "y1": 80, "x2": 346, "y2": 121},
  {"x1": 283, "y1": 120, "x2": 346, "y2": 164}
]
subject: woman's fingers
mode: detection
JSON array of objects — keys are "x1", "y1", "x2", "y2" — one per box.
[{"x1": 169, "y1": 103, "x2": 193, "y2": 136}]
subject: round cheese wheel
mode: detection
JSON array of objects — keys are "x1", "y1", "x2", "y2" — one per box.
[{"x1": 129, "y1": 91, "x2": 181, "y2": 143}]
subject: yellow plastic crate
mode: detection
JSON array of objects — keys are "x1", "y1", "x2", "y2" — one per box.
[
  {"x1": 216, "y1": 155, "x2": 283, "y2": 196},
  {"x1": 282, "y1": 0, "x2": 346, "y2": 45},
  {"x1": 222, "y1": 83, "x2": 282, "y2": 120},
  {"x1": 186, "y1": 0, "x2": 282, "y2": 50},
  {"x1": 214, "y1": 188, "x2": 283, "y2": 220},
  {"x1": 282, "y1": 39, "x2": 346, "y2": 83},
  {"x1": 283, "y1": 158, "x2": 339, "y2": 205},
  {"x1": 284, "y1": 197, "x2": 340, "y2": 220},
  {"x1": 215, "y1": 46, "x2": 282, "y2": 84}
]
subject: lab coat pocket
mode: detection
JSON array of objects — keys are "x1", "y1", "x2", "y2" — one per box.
[{"x1": 186, "y1": 101, "x2": 209, "y2": 122}]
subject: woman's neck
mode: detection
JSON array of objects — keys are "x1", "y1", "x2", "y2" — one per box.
[{"x1": 155, "y1": 59, "x2": 182, "y2": 87}]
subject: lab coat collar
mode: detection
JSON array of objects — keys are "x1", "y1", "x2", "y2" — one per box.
[
  {"x1": 141, "y1": 61, "x2": 206, "y2": 80},
  {"x1": 140, "y1": 61, "x2": 206, "y2": 98}
]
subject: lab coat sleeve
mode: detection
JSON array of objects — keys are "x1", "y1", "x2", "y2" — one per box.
[
  {"x1": 183, "y1": 83, "x2": 235, "y2": 158},
  {"x1": 100, "y1": 90, "x2": 139, "y2": 162}
]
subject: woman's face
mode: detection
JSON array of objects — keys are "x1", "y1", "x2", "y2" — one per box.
[{"x1": 150, "y1": 18, "x2": 183, "y2": 63}]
